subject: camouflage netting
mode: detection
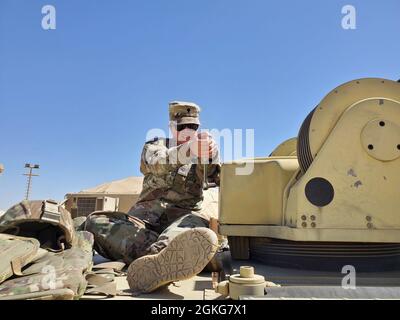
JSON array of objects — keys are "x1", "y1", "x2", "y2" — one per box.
[{"x1": 0, "y1": 238, "x2": 93, "y2": 300}]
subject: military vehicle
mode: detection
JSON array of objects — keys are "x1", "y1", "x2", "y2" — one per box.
[
  {"x1": 1, "y1": 78, "x2": 400, "y2": 300},
  {"x1": 86, "y1": 77, "x2": 400, "y2": 300},
  {"x1": 217, "y1": 77, "x2": 400, "y2": 299}
]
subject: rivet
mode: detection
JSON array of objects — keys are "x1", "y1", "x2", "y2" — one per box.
[
  {"x1": 301, "y1": 215, "x2": 307, "y2": 221},
  {"x1": 302, "y1": 222, "x2": 307, "y2": 228},
  {"x1": 366, "y1": 216, "x2": 372, "y2": 221},
  {"x1": 310, "y1": 215, "x2": 316, "y2": 221},
  {"x1": 367, "y1": 223, "x2": 373, "y2": 229},
  {"x1": 311, "y1": 222, "x2": 316, "y2": 228}
]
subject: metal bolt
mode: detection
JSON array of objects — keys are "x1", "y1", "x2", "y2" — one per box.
[
  {"x1": 366, "y1": 216, "x2": 372, "y2": 221},
  {"x1": 311, "y1": 222, "x2": 316, "y2": 228},
  {"x1": 301, "y1": 215, "x2": 307, "y2": 221},
  {"x1": 302, "y1": 222, "x2": 307, "y2": 228},
  {"x1": 310, "y1": 215, "x2": 316, "y2": 221},
  {"x1": 367, "y1": 223, "x2": 373, "y2": 229}
]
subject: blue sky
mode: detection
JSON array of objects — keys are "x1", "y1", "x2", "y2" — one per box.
[{"x1": 0, "y1": 0, "x2": 399, "y2": 210}]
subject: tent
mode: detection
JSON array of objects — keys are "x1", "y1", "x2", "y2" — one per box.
[
  {"x1": 64, "y1": 176, "x2": 218, "y2": 220},
  {"x1": 64, "y1": 176, "x2": 144, "y2": 217}
]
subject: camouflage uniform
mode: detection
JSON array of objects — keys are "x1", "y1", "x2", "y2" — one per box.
[
  {"x1": 86, "y1": 101, "x2": 220, "y2": 264},
  {"x1": 0, "y1": 200, "x2": 96, "y2": 300}
]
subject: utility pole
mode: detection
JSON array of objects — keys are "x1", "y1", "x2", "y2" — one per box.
[{"x1": 23, "y1": 163, "x2": 40, "y2": 200}]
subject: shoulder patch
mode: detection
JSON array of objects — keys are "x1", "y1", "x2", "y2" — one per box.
[
  {"x1": 145, "y1": 137, "x2": 169, "y2": 147},
  {"x1": 145, "y1": 137, "x2": 159, "y2": 144}
]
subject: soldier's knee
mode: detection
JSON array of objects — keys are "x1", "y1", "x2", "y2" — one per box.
[{"x1": 84, "y1": 213, "x2": 112, "y2": 237}]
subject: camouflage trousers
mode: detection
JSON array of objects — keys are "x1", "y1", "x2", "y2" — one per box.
[{"x1": 85, "y1": 200, "x2": 209, "y2": 265}]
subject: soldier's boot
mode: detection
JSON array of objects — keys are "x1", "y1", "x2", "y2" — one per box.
[{"x1": 127, "y1": 227, "x2": 218, "y2": 294}]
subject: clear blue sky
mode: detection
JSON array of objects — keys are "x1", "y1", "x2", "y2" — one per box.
[{"x1": 0, "y1": 0, "x2": 399, "y2": 210}]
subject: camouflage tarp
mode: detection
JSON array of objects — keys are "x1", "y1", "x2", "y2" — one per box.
[
  {"x1": 0, "y1": 230, "x2": 94, "y2": 300},
  {"x1": 0, "y1": 234, "x2": 40, "y2": 284}
]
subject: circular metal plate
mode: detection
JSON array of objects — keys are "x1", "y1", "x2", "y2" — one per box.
[
  {"x1": 305, "y1": 177, "x2": 334, "y2": 207},
  {"x1": 361, "y1": 119, "x2": 400, "y2": 161}
]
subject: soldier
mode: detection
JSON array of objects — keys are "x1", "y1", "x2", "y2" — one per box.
[{"x1": 86, "y1": 101, "x2": 221, "y2": 294}]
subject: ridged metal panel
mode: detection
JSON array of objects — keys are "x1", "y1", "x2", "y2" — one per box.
[{"x1": 297, "y1": 107, "x2": 316, "y2": 173}]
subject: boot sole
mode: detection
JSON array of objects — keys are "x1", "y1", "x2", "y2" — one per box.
[{"x1": 127, "y1": 227, "x2": 218, "y2": 293}]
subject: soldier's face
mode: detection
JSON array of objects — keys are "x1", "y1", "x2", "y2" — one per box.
[{"x1": 172, "y1": 123, "x2": 199, "y2": 144}]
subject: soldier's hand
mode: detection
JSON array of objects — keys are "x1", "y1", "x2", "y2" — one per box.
[
  {"x1": 200, "y1": 131, "x2": 218, "y2": 147},
  {"x1": 190, "y1": 135, "x2": 210, "y2": 160},
  {"x1": 189, "y1": 132, "x2": 218, "y2": 161}
]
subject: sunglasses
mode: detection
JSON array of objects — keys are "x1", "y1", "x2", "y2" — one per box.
[{"x1": 176, "y1": 124, "x2": 199, "y2": 132}]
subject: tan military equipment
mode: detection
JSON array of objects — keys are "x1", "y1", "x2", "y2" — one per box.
[
  {"x1": 215, "y1": 266, "x2": 268, "y2": 300},
  {"x1": 219, "y1": 78, "x2": 400, "y2": 270},
  {"x1": 269, "y1": 137, "x2": 297, "y2": 157}
]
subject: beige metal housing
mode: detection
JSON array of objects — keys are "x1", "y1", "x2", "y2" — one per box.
[{"x1": 219, "y1": 78, "x2": 400, "y2": 243}]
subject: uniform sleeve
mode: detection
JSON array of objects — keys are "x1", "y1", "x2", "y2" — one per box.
[
  {"x1": 140, "y1": 141, "x2": 195, "y2": 176},
  {"x1": 205, "y1": 148, "x2": 221, "y2": 186},
  {"x1": 206, "y1": 163, "x2": 221, "y2": 186}
]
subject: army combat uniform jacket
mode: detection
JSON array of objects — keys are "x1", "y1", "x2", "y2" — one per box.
[
  {"x1": 85, "y1": 136, "x2": 221, "y2": 263},
  {"x1": 129, "y1": 137, "x2": 220, "y2": 233}
]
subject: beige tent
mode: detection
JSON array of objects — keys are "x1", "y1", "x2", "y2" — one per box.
[
  {"x1": 65, "y1": 176, "x2": 219, "y2": 220},
  {"x1": 79, "y1": 176, "x2": 144, "y2": 194},
  {"x1": 65, "y1": 176, "x2": 144, "y2": 217}
]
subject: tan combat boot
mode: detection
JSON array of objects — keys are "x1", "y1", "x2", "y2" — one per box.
[{"x1": 127, "y1": 227, "x2": 219, "y2": 294}]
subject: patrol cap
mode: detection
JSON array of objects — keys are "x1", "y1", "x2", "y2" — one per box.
[{"x1": 169, "y1": 101, "x2": 201, "y2": 125}]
